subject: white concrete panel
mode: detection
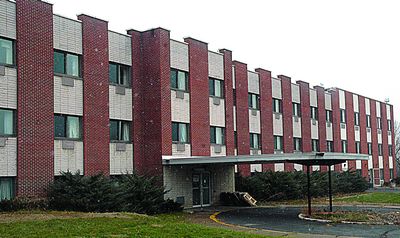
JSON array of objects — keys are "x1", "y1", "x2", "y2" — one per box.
[
  {"x1": 109, "y1": 86, "x2": 133, "y2": 121},
  {"x1": 312, "y1": 166, "x2": 320, "y2": 171},
  {"x1": 356, "y1": 160, "x2": 362, "y2": 169},
  {"x1": 272, "y1": 78, "x2": 282, "y2": 99},
  {"x1": 273, "y1": 114, "x2": 283, "y2": 136},
  {"x1": 0, "y1": 0, "x2": 15, "y2": 39},
  {"x1": 232, "y1": 66, "x2": 236, "y2": 89},
  {"x1": 294, "y1": 164, "x2": 303, "y2": 171},
  {"x1": 0, "y1": 67, "x2": 17, "y2": 109},
  {"x1": 211, "y1": 145, "x2": 226, "y2": 156},
  {"x1": 208, "y1": 51, "x2": 224, "y2": 80},
  {"x1": 170, "y1": 40, "x2": 189, "y2": 72},
  {"x1": 388, "y1": 134, "x2": 392, "y2": 145},
  {"x1": 378, "y1": 156, "x2": 383, "y2": 169},
  {"x1": 54, "y1": 76, "x2": 83, "y2": 116},
  {"x1": 275, "y1": 163, "x2": 285, "y2": 172},
  {"x1": 54, "y1": 140, "x2": 83, "y2": 175},
  {"x1": 339, "y1": 90, "x2": 346, "y2": 109},
  {"x1": 250, "y1": 149, "x2": 261, "y2": 155},
  {"x1": 376, "y1": 101, "x2": 381, "y2": 117},
  {"x1": 355, "y1": 129, "x2": 360, "y2": 141},
  {"x1": 110, "y1": 143, "x2": 134, "y2": 175},
  {"x1": 341, "y1": 126, "x2": 347, "y2": 140},
  {"x1": 210, "y1": 98, "x2": 225, "y2": 127},
  {"x1": 171, "y1": 91, "x2": 190, "y2": 123},
  {"x1": 53, "y1": 15, "x2": 82, "y2": 54},
  {"x1": 368, "y1": 156, "x2": 373, "y2": 169},
  {"x1": 311, "y1": 120, "x2": 319, "y2": 139},
  {"x1": 291, "y1": 84, "x2": 300, "y2": 103},
  {"x1": 326, "y1": 124, "x2": 333, "y2": 140},
  {"x1": 233, "y1": 106, "x2": 237, "y2": 131},
  {"x1": 325, "y1": 93, "x2": 332, "y2": 110},
  {"x1": 342, "y1": 162, "x2": 348, "y2": 171},
  {"x1": 309, "y1": 89, "x2": 317, "y2": 107},
  {"x1": 292, "y1": 117, "x2": 302, "y2": 138},
  {"x1": 172, "y1": 144, "x2": 191, "y2": 157},
  {"x1": 353, "y1": 94, "x2": 359, "y2": 112},
  {"x1": 365, "y1": 98, "x2": 371, "y2": 115},
  {"x1": 386, "y1": 105, "x2": 391, "y2": 120},
  {"x1": 249, "y1": 109, "x2": 261, "y2": 133},
  {"x1": 389, "y1": 157, "x2": 393, "y2": 169},
  {"x1": 108, "y1": 31, "x2": 132, "y2": 66},
  {"x1": 247, "y1": 71, "x2": 259, "y2": 94},
  {"x1": 0, "y1": 137, "x2": 16, "y2": 176},
  {"x1": 378, "y1": 132, "x2": 382, "y2": 144},
  {"x1": 250, "y1": 164, "x2": 262, "y2": 172},
  {"x1": 367, "y1": 131, "x2": 372, "y2": 142}
]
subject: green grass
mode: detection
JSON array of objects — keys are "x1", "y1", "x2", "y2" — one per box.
[
  {"x1": 0, "y1": 212, "x2": 270, "y2": 238},
  {"x1": 335, "y1": 192, "x2": 400, "y2": 204}
]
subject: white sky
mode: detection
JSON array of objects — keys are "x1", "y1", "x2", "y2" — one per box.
[{"x1": 51, "y1": 0, "x2": 399, "y2": 120}]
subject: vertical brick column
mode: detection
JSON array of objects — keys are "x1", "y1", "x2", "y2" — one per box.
[
  {"x1": 184, "y1": 38, "x2": 210, "y2": 156},
  {"x1": 315, "y1": 86, "x2": 327, "y2": 171},
  {"x1": 234, "y1": 61, "x2": 250, "y2": 176},
  {"x1": 279, "y1": 75, "x2": 294, "y2": 171},
  {"x1": 358, "y1": 96, "x2": 369, "y2": 178},
  {"x1": 381, "y1": 103, "x2": 389, "y2": 181},
  {"x1": 345, "y1": 91, "x2": 356, "y2": 171},
  {"x1": 16, "y1": 0, "x2": 54, "y2": 197},
  {"x1": 331, "y1": 89, "x2": 342, "y2": 171},
  {"x1": 256, "y1": 68, "x2": 274, "y2": 171},
  {"x1": 219, "y1": 49, "x2": 234, "y2": 156},
  {"x1": 370, "y1": 100, "x2": 379, "y2": 184},
  {"x1": 390, "y1": 106, "x2": 396, "y2": 177},
  {"x1": 78, "y1": 14, "x2": 110, "y2": 176},
  {"x1": 297, "y1": 81, "x2": 311, "y2": 172},
  {"x1": 128, "y1": 28, "x2": 171, "y2": 176}
]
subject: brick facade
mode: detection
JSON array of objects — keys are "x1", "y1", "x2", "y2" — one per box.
[
  {"x1": 315, "y1": 86, "x2": 327, "y2": 171},
  {"x1": 279, "y1": 75, "x2": 294, "y2": 171},
  {"x1": 370, "y1": 100, "x2": 380, "y2": 184},
  {"x1": 358, "y1": 96, "x2": 369, "y2": 178},
  {"x1": 345, "y1": 91, "x2": 356, "y2": 171},
  {"x1": 331, "y1": 89, "x2": 342, "y2": 171},
  {"x1": 381, "y1": 102, "x2": 390, "y2": 181}
]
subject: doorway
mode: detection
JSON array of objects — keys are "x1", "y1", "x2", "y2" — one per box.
[{"x1": 192, "y1": 171, "x2": 211, "y2": 207}]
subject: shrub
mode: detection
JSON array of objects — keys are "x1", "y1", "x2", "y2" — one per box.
[{"x1": 0, "y1": 198, "x2": 48, "y2": 212}]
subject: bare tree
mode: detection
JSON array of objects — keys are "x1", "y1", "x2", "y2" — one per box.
[{"x1": 395, "y1": 121, "x2": 400, "y2": 177}]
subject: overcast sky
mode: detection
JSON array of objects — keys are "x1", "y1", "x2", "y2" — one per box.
[{"x1": 51, "y1": 0, "x2": 399, "y2": 119}]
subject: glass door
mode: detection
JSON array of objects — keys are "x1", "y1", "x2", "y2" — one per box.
[{"x1": 192, "y1": 172, "x2": 211, "y2": 207}]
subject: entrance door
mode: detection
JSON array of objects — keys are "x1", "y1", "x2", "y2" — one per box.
[{"x1": 192, "y1": 172, "x2": 211, "y2": 207}]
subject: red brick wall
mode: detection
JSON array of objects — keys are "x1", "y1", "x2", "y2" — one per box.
[
  {"x1": 345, "y1": 91, "x2": 356, "y2": 171},
  {"x1": 358, "y1": 96, "x2": 369, "y2": 178},
  {"x1": 279, "y1": 75, "x2": 294, "y2": 171},
  {"x1": 297, "y1": 81, "x2": 310, "y2": 172},
  {"x1": 380, "y1": 102, "x2": 390, "y2": 181},
  {"x1": 370, "y1": 100, "x2": 380, "y2": 184},
  {"x1": 78, "y1": 15, "x2": 110, "y2": 176},
  {"x1": 256, "y1": 68, "x2": 274, "y2": 172},
  {"x1": 128, "y1": 28, "x2": 171, "y2": 176},
  {"x1": 219, "y1": 49, "x2": 235, "y2": 156},
  {"x1": 16, "y1": 0, "x2": 54, "y2": 197},
  {"x1": 234, "y1": 61, "x2": 250, "y2": 176},
  {"x1": 315, "y1": 86, "x2": 327, "y2": 171},
  {"x1": 390, "y1": 106, "x2": 396, "y2": 177},
  {"x1": 331, "y1": 89, "x2": 342, "y2": 171}
]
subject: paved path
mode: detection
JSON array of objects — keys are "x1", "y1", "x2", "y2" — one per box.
[{"x1": 217, "y1": 206, "x2": 400, "y2": 238}]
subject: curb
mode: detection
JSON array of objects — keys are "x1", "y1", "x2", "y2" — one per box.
[{"x1": 298, "y1": 213, "x2": 392, "y2": 225}]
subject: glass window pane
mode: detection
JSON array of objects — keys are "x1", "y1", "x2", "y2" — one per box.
[
  {"x1": 66, "y1": 116, "x2": 80, "y2": 139},
  {"x1": 210, "y1": 127, "x2": 216, "y2": 144},
  {"x1": 0, "y1": 39, "x2": 13, "y2": 65},
  {"x1": 120, "y1": 65, "x2": 130, "y2": 86},
  {"x1": 109, "y1": 63, "x2": 118, "y2": 84},
  {"x1": 209, "y1": 79, "x2": 214, "y2": 96},
  {"x1": 170, "y1": 70, "x2": 177, "y2": 89},
  {"x1": 172, "y1": 123, "x2": 179, "y2": 142},
  {"x1": 248, "y1": 94, "x2": 252, "y2": 108},
  {"x1": 54, "y1": 115, "x2": 66, "y2": 138},
  {"x1": 122, "y1": 122, "x2": 130, "y2": 141},
  {"x1": 177, "y1": 71, "x2": 186, "y2": 91},
  {"x1": 54, "y1": 51, "x2": 65, "y2": 74},
  {"x1": 179, "y1": 123, "x2": 187, "y2": 143},
  {"x1": 0, "y1": 178, "x2": 14, "y2": 201},
  {"x1": 0, "y1": 109, "x2": 13, "y2": 135},
  {"x1": 110, "y1": 120, "x2": 119, "y2": 141},
  {"x1": 66, "y1": 54, "x2": 79, "y2": 77},
  {"x1": 215, "y1": 80, "x2": 222, "y2": 97}
]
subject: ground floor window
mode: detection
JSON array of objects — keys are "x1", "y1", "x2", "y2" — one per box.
[
  {"x1": 0, "y1": 177, "x2": 14, "y2": 201},
  {"x1": 389, "y1": 169, "x2": 394, "y2": 180}
]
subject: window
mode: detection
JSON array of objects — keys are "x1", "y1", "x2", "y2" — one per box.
[
  {"x1": 0, "y1": 38, "x2": 14, "y2": 65},
  {"x1": 354, "y1": 112, "x2": 360, "y2": 126},
  {"x1": 0, "y1": 109, "x2": 15, "y2": 136},
  {"x1": 326, "y1": 141, "x2": 334, "y2": 152},
  {"x1": 234, "y1": 131, "x2": 238, "y2": 148},
  {"x1": 109, "y1": 62, "x2": 131, "y2": 86},
  {"x1": 355, "y1": 142, "x2": 361, "y2": 154},
  {"x1": 54, "y1": 114, "x2": 82, "y2": 140},
  {"x1": 110, "y1": 120, "x2": 131, "y2": 142},
  {"x1": 250, "y1": 133, "x2": 261, "y2": 149},
  {"x1": 367, "y1": 143, "x2": 372, "y2": 155},
  {"x1": 377, "y1": 117, "x2": 382, "y2": 129},
  {"x1": 233, "y1": 90, "x2": 237, "y2": 106},
  {"x1": 341, "y1": 140, "x2": 347, "y2": 153},
  {"x1": 293, "y1": 137, "x2": 302, "y2": 151},
  {"x1": 390, "y1": 169, "x2": 394, "y2": 180},
  {"x1": 54, "y1": 51, "x2": 81, "y2": 77},
  {"x1": 248, "y1": 93, "x2": 260, "y2": 110},
  {"x1": 380, "y1": 169, "x2": 384, "y2": 180},
  {"x1": 274, "y1": 136, "x2": 283, "y2": 151},
  {"x1": 210, "y1": 126, "x2": 225, "y2": 145},
  {"x1": 273, "y1": 98, "x2": 282, "y2": 113},
  {"x1": 387, "y1": 120, "x2": 392, "y2": 130},
  {"x1": 366, "y1": 115, "x2": 371, "y2": 128},
  {"x1": 389, "y1": 145, "x2": 393, "y2": 156},
  {"x1": 310, "y1": 107, "x2": 318, "y2": 120},
  {"x1": 311, "y1": 139, "x2": 319, "y2": 152},
  {"x1": 0, "y1": 178, "x2": 14, "y2": 201},
  {"x1": 378, "y1": 144, "x2": 383, "y2": 156},
  {"x1": 209, "y1": 78, "x2": 224, "y2": 98},
  {"x1": 170, "y1": 68, "x2": 189, "y2": 91},
  {"x1": 292, "y1": 103, "x2": 301, "y2": 117},
  {"x1": 340, "y1": 109, "x2": 346, "y2": 123},
  {"x1": 326, "y1": 110, "x2": 333, "y2": 123},
  {"x1": 172, "y1": 122, "x2": 189, "y2": 143}
]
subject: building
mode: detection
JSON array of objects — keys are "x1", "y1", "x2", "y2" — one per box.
[{"x1": 0, "y1": 0, "x2": 396, "y2": 207}]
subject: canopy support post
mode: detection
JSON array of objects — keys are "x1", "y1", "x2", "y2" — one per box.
[
  {"x1": 307, "y1": 165, "x2": 311, "y2": 217},
  {"x1": 328, "y1": 165, "x2": 333, "y2": 212}
]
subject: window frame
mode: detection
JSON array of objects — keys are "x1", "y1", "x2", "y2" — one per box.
[
  {"x1": 389, "y1": 145, "x2": 393, "y2": 156},
  {"x1": 172, "y1": 122, "x2": 190, "y2": 144},
  {"x1": 354, "y1": 112, "x2": 360, "y2": 126},
  {"x1": 341, "y1": 140, "x2": 348, "y2": 153},
  {"x1": 366, "y1": 115, "x2": 371, "y2": 128},
  {"x1": 387, "y1": 120, "x2": 392, "y2": 130},
  {"x1": 326, "y1": 110, "x2": 333, "y2": 123},
  {"x1": 355, "y1": 141, "x2": 361, "y2": 154},
  {"x1": 250, "y1": 133, "x2": 261, "y2": 150},
  {"x1": 209, "y1": 78, "x2": 224, "y2": 98},
  {"x1": 293, "y1": 137, "x2": 302, "y2": 152},
  {"x1": 378, "y1": 143, "x2": 383, "y2": 156},
  {"x1": 0, "y1": 37, "x2": 15, "y2": 66},
  {"x1": 273, "y1": 98, "x2": 282, "y2": 114},
  {"x1": 292, "y1": 103, "x2": 301, "y2": 117},
  {"x1": 310, "y1": 106, "x2": 318, "y2": 120},
  {"x1": 54, "y1": 114, "x2": 82, "y2": 140},
  {"x1": 0, "y1": 108, "x2": 16, "y2": 137},
  {"x1": 377, "y1": 117, "x2": 382, "y2": 129},
  {"x1": 109, "y1": 62, "x2": 131, "y2": 87},
  {"x1": 53, "y1": 50, "x2": 82, "y2": 78},
  {"x1": 340, "y1": 109, "x2": 346, "y2": 123},
  {"x1": 311, "y1": 139, "x2": 320, "y2": 152},
  {"x1": 248, "y1": 93, "x2": 260, "y2": 110},
  {"x1": 110, "y1": 119, "x2": 131, "y2": 143},
  {"x1": 210, "y1": 126, "x2": 225, "y2": 145},
  {"x1": 326, "y1": 141, "x2": 334, "y2": 152},
  {"x1": 274, "y1": 135, "x2": 283, "y2": 151},
  {"x1": 170, "y1": 68, "x2": 189, "y2": 92},
  {"x1": 367, "y1": 143, "x2": 372, "y2": 155}
]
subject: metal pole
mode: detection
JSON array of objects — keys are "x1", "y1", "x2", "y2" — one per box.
[
  {"x1": 328, "y1": 165, "x2": 333, "y2": 212},
  {"x1": 307, "y1": 165, "x2": 311, "y2": 217}
]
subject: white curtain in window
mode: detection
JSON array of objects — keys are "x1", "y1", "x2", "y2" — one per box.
[
  {"x1": 0, "y1": 40, "x2": 12, "y2": 65},
  {"x1": 122, "y1": 122, "x2": 130, "y2": 141},
  {"x1": 215, "y1": 81, "x2": 221, "y2": 97},
  {"x1": 216, "y1": 128, "x2": 222, "y2": 145},
  {"x1": 66, "y1": 54, "x2": 79, "y2": 77},
  {"x1": 67, "y1": 117, "x2": 80, "y2": 139},
  {"x1": 254, "y1": 135, "x2": 259, "y2": 148},
  {"x1": 177, "y1": 71, "x2": 186, "y2": 90},
  {"x1": 179, "y1": 124, "x2": 187, "y2": 143},
  {"x1": 0, "y1": 179, "x2": 12, "y2": 200},
  {"x1": 0, "y1": 110, "x2": 13, "y2": 135}
]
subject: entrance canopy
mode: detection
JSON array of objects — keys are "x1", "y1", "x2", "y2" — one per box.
[{"x1": 162, "y1": 152, "x2": 369, "y2": 166}]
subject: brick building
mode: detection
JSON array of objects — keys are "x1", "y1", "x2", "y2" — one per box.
[{"x1": 0, "y1": 0, "x2": 396, "y2": 207}]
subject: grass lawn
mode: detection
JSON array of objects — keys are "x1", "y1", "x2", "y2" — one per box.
[
  {"x1": 0, "y1": 212, "x2": 271, "y2": 238},
  {"x1": 335, "y1": 192, "x2": 400, "y2": 204}
]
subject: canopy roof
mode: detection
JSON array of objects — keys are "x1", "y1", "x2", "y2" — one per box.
[{"x1": 162, "y1": 152, "x2": 369, "y2": 166}]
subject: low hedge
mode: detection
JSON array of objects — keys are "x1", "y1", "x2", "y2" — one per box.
[{"x1": 236, "y1": 170, "x2": 369, "y2": 201}]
